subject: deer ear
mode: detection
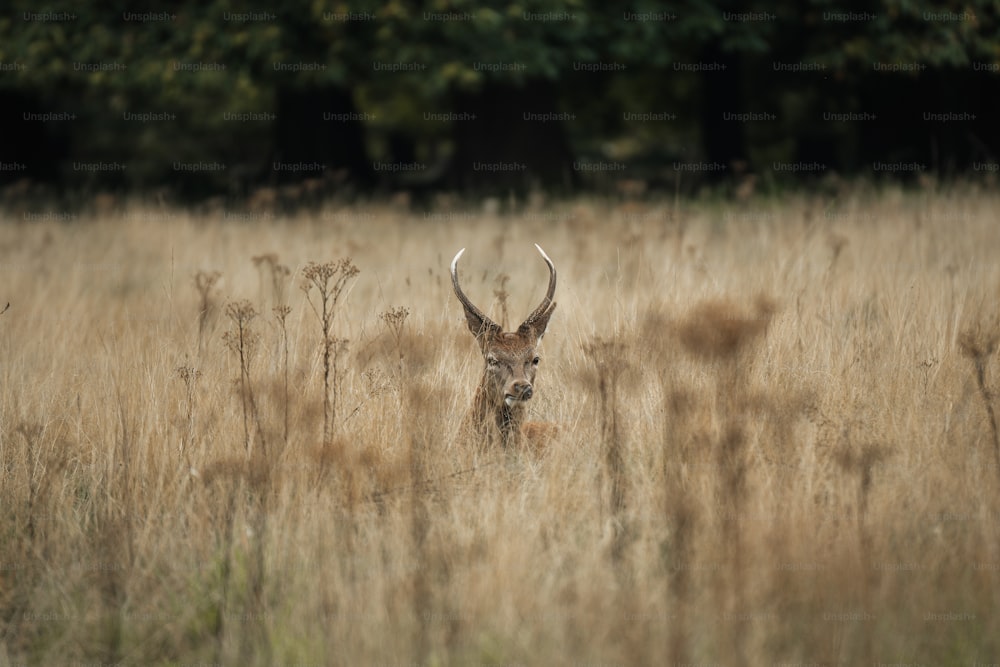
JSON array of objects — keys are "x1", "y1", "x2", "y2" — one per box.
[
  {"x1": 519, "y1": 302, "x2": 556, "y2": 342},
  {"x1": 463, "y1": 307, "x2": 501, "y2": 350}
]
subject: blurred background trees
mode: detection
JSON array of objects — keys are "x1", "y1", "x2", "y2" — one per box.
[{"x1": 0, "y1": 0, "x2": 997, "y2": 200}]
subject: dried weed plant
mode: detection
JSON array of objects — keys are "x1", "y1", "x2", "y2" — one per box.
[
  {"x1": 583, "y1": 337, "x2": 633, "y2": 572},
  {"x1": 222, "y1": 300, "x2": 265, "y2": 457},
  {"x1": 194, "y1": 270, "x2": 222, "y2": 353},
  {"x1": 959, "y1": 315, "x2": 1000, "y2": 477},
  {"x1": 301, "y1": 257, "x2": 359, "y2": 446},
  {"x1": 4, "y1": 191, "x2": 1000, "y2": 665},
  {"x1": 673, "y1": 295, "x2": 775, "y2": 664},
  {"x1": 252, "y1": 252, "x2": 291, "y2": 308},
  {"x1": 175, "y1": 364, "x2": 201, "y2": 466},
  {"x1": 273, "y1": 304, "x2": 292, "y2": 447}
]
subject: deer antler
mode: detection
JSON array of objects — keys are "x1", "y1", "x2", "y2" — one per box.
[
  {"x1": 520, "y1": 244, "x2": 557, "y2": 330},
  {"x1": 451, "y1": 248, "x2": 501, "y2": 336}
]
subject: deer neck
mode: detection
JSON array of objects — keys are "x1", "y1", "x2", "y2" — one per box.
[{"x1": 471, "y1": 382, "x2": 525, "y2": 446}]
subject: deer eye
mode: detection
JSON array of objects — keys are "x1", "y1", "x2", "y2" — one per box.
[
  {"x1": 532, "y1": 356, "x2": 540, "y2": 366},
  {"x1": 486, "y1": 355, "x2": 500, "y2": 367}
]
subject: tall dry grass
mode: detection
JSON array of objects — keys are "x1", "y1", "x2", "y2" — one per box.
[{"x1": 2, "y1": 186, "x2": 1000, "y2": 665}]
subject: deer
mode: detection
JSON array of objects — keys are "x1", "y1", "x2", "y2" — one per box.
[{"x1": 451, "y1": 244, "x2": 558, "y2": 450}]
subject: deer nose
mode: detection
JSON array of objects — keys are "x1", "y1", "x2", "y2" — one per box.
[{"x1": 512, "y1": 381, "x2": 533, "y2": 400}]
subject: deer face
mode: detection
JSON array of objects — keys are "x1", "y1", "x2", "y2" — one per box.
[
  {"x1": 482, "y1": 332, "x2": 543, "y2": 408},
  {"x1": 451, "y1": 245, "x2": 556, "y2": 438}
]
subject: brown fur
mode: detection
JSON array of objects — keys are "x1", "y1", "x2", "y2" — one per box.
[{"x1": 451, "y1": 246, "x2": 557, "y2": 450}]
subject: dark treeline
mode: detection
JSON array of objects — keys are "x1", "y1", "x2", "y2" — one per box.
[{"x1": 0, "y1": 0, "x2": 997, "y2": 201}]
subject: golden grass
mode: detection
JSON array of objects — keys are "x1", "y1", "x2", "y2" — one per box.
[{"x1": 2, "y1": 187, "x2": 1000, "y2": 665}]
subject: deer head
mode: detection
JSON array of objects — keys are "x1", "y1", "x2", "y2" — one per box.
[{"x1": 451, "y1": 244, "x2": 557, "y2": 446}]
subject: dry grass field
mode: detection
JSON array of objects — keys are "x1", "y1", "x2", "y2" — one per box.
[{"x1": 2, "y1": 186, "x2": 1000, "y2": 666}]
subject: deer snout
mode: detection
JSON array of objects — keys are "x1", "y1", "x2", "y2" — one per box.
[{"x1": 509, "y1": 381, "x2": 533, "y2": 402}]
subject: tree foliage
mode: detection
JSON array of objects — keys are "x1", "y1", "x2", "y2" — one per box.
[{"x1": 1, "y1": 0, "x2": 997, "y2": 195}]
